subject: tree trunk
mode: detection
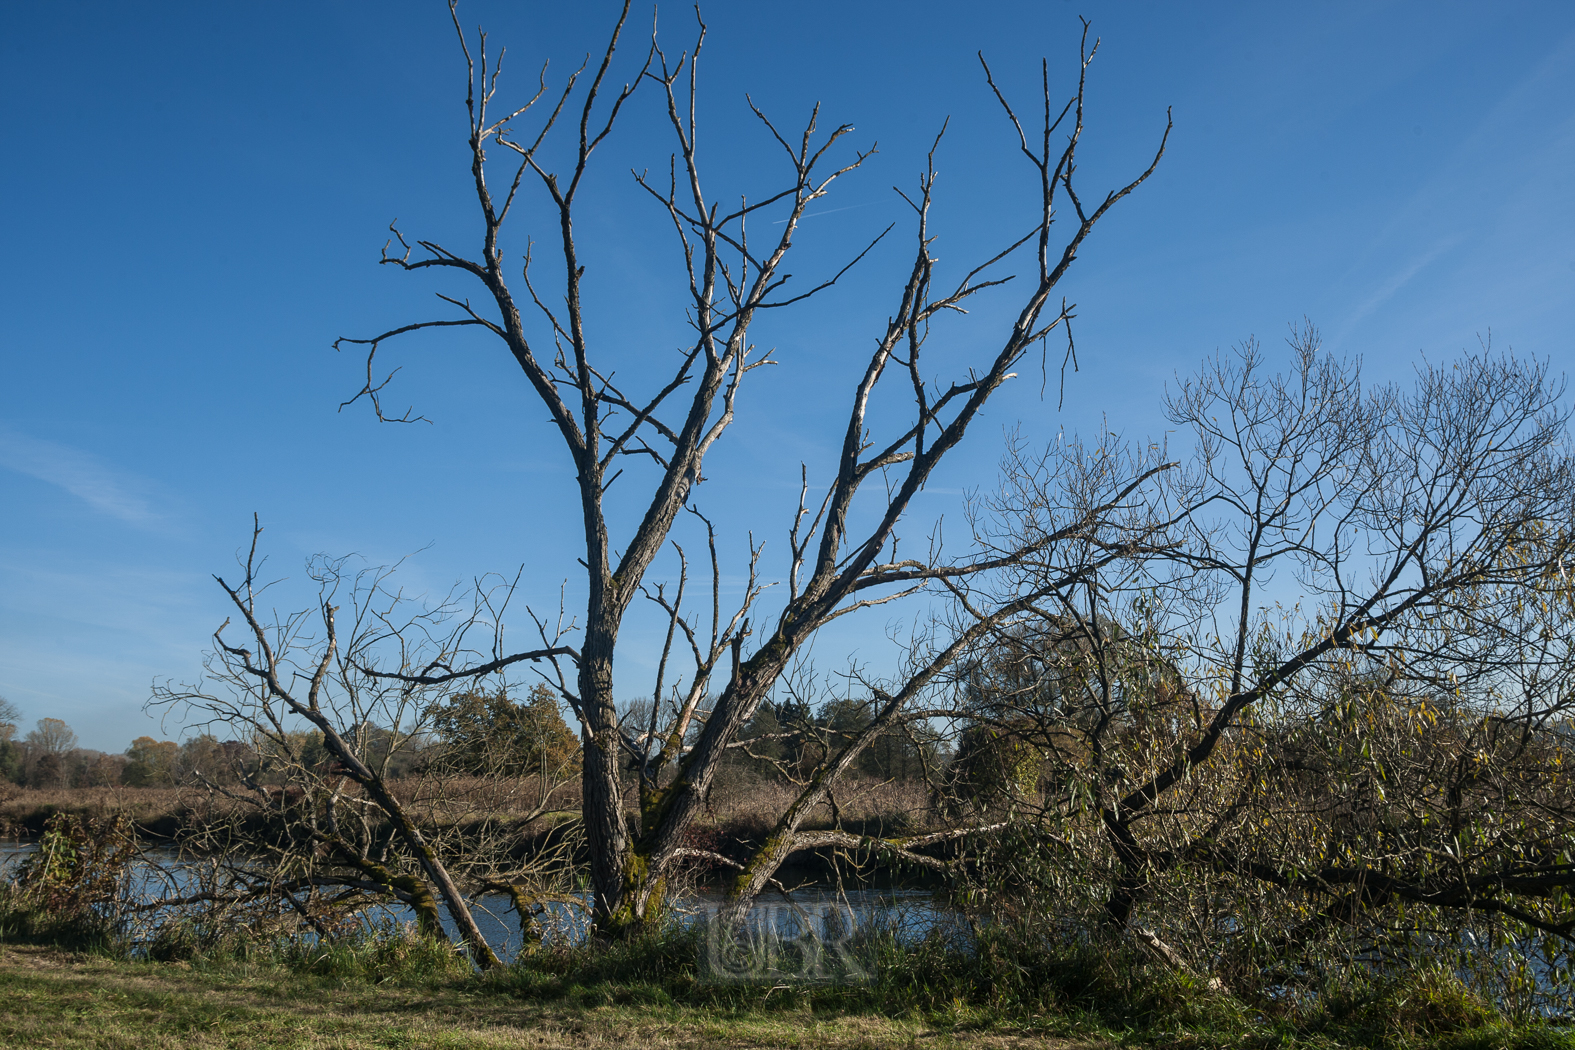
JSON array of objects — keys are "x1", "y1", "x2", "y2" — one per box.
[{"x1": 580, "y1": 622, "x2": 634, "y2": 935}]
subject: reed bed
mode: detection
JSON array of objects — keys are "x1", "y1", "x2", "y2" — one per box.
[{"x1": 1, "y1": 772, "x2": 944, "y2": 847}]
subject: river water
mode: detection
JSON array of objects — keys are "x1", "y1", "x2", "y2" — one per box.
[{"x1": 0, "y1": 841, "x2": 955, "y2": 967}]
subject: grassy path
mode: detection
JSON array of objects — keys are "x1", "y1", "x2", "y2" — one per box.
[{"x1": 0, "y1": 945, "x2": 1099, "y2": 1050}]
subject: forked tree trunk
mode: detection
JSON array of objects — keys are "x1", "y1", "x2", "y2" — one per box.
[{"x1": 338, "y1": 6, "x2": 1169, "y2": 940}]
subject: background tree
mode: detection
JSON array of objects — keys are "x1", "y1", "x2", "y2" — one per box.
[
  {"x1": 122, "y1": 736, "x2": 179, "y2": 787},
  {"x1": 729, "y1": 698, "x2": 819, "y2": 781},
  {"x1": 0, "y1": 697, "x2": 20, "y2": 784},
  {"x1": 428, "y1": 683, "x2": 580, "y2": 780},
  {"x1": 25, "y1": 717, "x2": 76, "y2": 755},
  {"x1": 175, "y1": 734, "x2": 252, "y2": 786},
  {"x1": 69, "y1": 749, "x2": 126, "y2": 788},
  {"x1": 22, "y1": 717, "x2": 78, "y2": 788}
]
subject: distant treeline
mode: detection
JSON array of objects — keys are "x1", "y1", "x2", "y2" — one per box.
[{"x1": 0, "y1": 687, "x2": 956, "y2": 794}]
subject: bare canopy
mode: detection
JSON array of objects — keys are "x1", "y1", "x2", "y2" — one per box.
[{"x1": 324, "y1": 1, "x2": 1171, "y2": 938}]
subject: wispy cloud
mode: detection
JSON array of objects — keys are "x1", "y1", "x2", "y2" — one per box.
[
  {"x1": 1337, "y1": 237, "x2": 1459, "y2": 339},
  {"x1": 1332, "y1": 27, "x2": 1575, "y2": 344},
  {"x1": 0, "y1": 429, "x2": 161, "y2": 526}
]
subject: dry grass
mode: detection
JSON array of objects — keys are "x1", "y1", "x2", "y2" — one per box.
[
  {"x1": 0, "y1": 772, "x2": 941, "y2": 863},
  {"x1": 393, "y1": 774, "x2": 584, "y2": 825},
  {"x1": 706, "y1": 771, "x2": 935, "y2": 833},
  {"x1": 0, "y1": 785, "x2": 187, "y2": 839},
  {"x1": 1, "y1": 772, "x2": 935, "y2": 831},
  {"x1": 0, "y1": 778, "x2": 581, "y2": 840}
]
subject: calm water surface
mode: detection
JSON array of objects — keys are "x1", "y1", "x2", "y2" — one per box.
[{"x1": 1, "y1": 840, "x2": 954, "y2": 962}]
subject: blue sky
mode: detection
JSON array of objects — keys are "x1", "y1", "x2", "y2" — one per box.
[{"x1": 2, "y1": 1, "x2": 1573, "y2": 751}]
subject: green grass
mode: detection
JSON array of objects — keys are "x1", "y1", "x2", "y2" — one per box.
[
  {"x1": 487, "y1": 923, "x2": 1575, "y2": 1049},
  {"x1": 6, "y1": 939, "x2": 1572, "y2": 1050},
  {"x1": 3, "y1": 896, "x2": 1573, "y2": 1049},
  {"x1": 0, "y1": 942, "x2": 1102, "y2": 1049}
]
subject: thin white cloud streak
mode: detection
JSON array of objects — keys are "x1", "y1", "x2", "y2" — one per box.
[
  {"x1": 1331, "y1": 26, "x2": 1575, "y2": 344},
  {"x1": 1336, "y1": 236, "x2": 1459, "y2": 339},
  {"x1": 1340, "y1": 27, "x2": 1575, "y2": 275},
  {"x1": 0, "y1": 429, "x2": 161, "y2": 526}
]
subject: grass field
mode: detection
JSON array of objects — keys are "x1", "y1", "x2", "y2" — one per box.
[
  {"x1": 0, "y1": 943, "x2": 1101, "y2": 1050},
  {"x1": 10, "y1": 939, "x2": 1575, "y2": 1050}
]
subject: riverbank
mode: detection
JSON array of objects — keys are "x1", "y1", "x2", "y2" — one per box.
[
  {"x1": 3, "y1": 926, "x2": 1572, "y2": 1049},
  {"x1": 0, "y1": 785, "x2": 188, "y2": 839},
  {"x1": 6, "y1": 793, "x2": 1575, "y2": 1048},
  {"x1": 0, "y1": 779, "x2": 941, "y2": 891},
  {"x1": 0, "y1": 942, "x2": 1099, "y2": 1050}
]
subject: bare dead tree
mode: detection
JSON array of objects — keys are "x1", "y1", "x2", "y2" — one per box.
[
  {"x1": 152, "y1": 528, "x2": 583, "y2": 969},
  {"x1": 329, "y1": 3, "x2": 1169, "y2": 936}
]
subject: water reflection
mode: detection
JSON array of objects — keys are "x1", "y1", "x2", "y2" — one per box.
[
  {"x1": 366, "y1": 884, "x2": 955, "y2": 962},
  {"x1": 1, "y1": 841, "x2": 954, "y2": 965}
]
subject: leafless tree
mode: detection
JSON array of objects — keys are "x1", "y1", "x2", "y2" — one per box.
[
  {"x1": 153, "y1": 535, "x2": 582, "y2": 968},
  {"x1": 942, "y1": 333, "x2": 1575, "y2": 994},
  {"x1": 25, "y1": 717, "x2": 77, "y2": 756},
  {"x1": 332, "y1": 2, "x2": 1170, "y2": 938}
]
